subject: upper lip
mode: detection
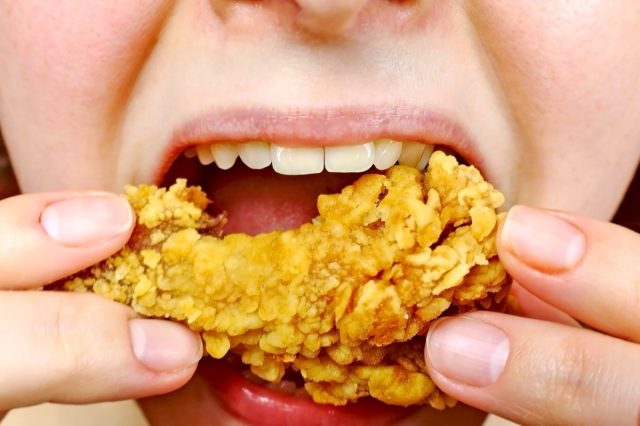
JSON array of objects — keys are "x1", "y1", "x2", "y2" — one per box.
[{"x1": 154, "y1": 105, "x2": 482, "y2": 183}]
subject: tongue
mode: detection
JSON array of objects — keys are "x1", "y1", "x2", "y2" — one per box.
[
  {"x1": 203, "y1": 164, "x2": 363, "y2": 235},
  {"x1": 162, "y1": 156, "x2": 367, "y2": 236}
]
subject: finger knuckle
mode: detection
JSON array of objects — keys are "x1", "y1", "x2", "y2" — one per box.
[
  {"x1": 543, "y1": 335, "x2": 601, "y2": 415},
  {"x1": 49, "y1": 295, "x2": 94, "y2": 374}
]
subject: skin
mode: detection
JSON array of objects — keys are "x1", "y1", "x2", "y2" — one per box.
[{"x1": 0, "y1": 0, "x2": 639, "y2": 424}]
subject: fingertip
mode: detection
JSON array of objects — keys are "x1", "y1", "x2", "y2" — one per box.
[
  {"x1": 40, "y1": 193, "x2": 134, "y2": 247},
  {"x1": 498, "y1": 205, "x2": 586, "y2": 274},
  {"x1": 131, "y1": 358, "x2": 201, "y2": 400},
  {"x1": 425, "y1": 316, "x2": 509, "y2": 388},
  {"x1": 129, "y1": 319, "x2": 203, "y2": 373},
  {"x1": 0, "y1": 191, "x2": 134, "y2": 288}
]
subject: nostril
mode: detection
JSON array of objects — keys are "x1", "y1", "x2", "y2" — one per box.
[{"x1": 296, "y1": 0, "x2": 368, "y2": 34}]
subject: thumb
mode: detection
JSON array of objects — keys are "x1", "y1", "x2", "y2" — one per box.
[{"x1": 0, "y1": 292, "x2": 202, "y2": 410}]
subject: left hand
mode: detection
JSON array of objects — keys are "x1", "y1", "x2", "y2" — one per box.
[{"x1": 423, "y1": 206, "x2": 640, "y2": 425}]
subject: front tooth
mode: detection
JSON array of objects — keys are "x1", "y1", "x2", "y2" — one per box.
[
  {"x1": 373, "y1": 139, "x2": 402, "y2": 170},
  {"x1": 239, "y1": 141, "x2": 271, "y2": 169},
  {"x1": 212, "y1": 143, "x2": 238, "y2": 170},
  {"x1": 265, "y1": 380, "x2": 298, "y2": 395},
  {"x1": 398, "y1": 141, "x2": 426, "y2": 167},
  {"x1": 325, "y1": 142, "x2": 375, "y2": 173},
  {"x1": 196, "y1": 144, "x2": 215, "y2": 165},
  {"x1": 416, "y1": 144, "x2": 435, "y2": 170},
  {"x1": 271, "y1": 145, "x2": 324, "y2": 175}
]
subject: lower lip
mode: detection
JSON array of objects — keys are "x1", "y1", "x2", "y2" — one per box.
[{"x1": 199, "y1": 360, "x2": 415, "y2": 426}]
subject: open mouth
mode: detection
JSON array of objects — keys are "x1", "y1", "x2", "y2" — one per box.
[
  {"x1": 199, "y1": 355, "x2": 413, "y2": 426},
  {"x1": 157, "y1": 134, "x2": 470, "y2": 425},
  {"x1": 162, "y1": 139, "x2": 456, "y2": 235}
]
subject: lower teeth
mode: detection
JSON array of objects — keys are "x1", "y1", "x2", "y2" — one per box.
[
  {"x1": 243, "y1": 368, "x2": 309, "y2": 396},
  {"x1": 264, "y1": 380, "x2": 299, "y2": 395}
]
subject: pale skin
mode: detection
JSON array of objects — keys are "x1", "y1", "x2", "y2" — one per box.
[{"x1": 0, "y1": 1, "x2": 639, "y2": 425}]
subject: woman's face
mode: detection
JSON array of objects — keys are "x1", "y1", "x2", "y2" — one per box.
[{"x1": 1, "y1": 1, "x2": 639, "y2": 424}]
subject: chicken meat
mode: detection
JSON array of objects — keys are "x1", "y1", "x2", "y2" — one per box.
[{"x1": 60, "y1": 151, "x2": 509, "y2": 408}]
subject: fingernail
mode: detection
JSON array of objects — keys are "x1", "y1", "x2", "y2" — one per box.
[
  {"x1": 501, "y1": 206, "x2": 586, "y2": 273},
  {"x1": 41, "y1": 194, "x2": 133, "y2": 246},
  {"x1": 426, "y1": 317, "x2": 509, "y2": 387},
  {"x1": 129, "y1": 319, "x2": 202, "y2": 372}
]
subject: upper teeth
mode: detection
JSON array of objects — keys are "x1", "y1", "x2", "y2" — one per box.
[
  {"x1": 272, "y1": 145, "x2": 324, "y2": 175},
  {"x1": 188, "y1": 140, "x2": 435, "y2": 174},
  {"x1": 325, "y1": 142, "x2": 375, "y2": 173},
  {"x1": 238, "y1": 141, "x2": 271, "y2": 170}
]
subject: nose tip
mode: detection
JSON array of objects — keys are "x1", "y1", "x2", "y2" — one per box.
[{"x1": 296, "y1": 0, "x2": 368, "y2": 35}]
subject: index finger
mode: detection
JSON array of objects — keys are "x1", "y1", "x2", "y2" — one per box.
[
  {"x1": 0, "y1": 191, "x2": 133, "y2": 289},
  {"x1": 498, "y1": 205, "x2": 640, "y2": 341}
]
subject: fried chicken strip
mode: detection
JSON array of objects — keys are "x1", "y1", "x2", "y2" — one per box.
[{"x1": 60, "y1": 151, "x2": 509, "y2": 408}]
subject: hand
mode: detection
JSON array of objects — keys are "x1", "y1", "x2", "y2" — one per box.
[
  {"x1": 0, "y1": 191, "x2": 202, "y2": 415},
  {"x1": 423, "y1": 206, "x2": 640, "y2": 425}
]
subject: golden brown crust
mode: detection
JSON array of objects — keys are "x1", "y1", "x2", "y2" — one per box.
[{"x1": 59, "y1": 151, "x2": 508, "y2": 408}]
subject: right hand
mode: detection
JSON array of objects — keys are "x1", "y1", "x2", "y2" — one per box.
[
  {"x1": 0, "y1": 191, "x2": 202, "y2": 416},
  {"x1": 423, "y1": 206, "x2": 640, "y2": 425}
]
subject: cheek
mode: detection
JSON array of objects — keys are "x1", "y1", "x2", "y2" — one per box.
[
  {"x1": 0, "y1": 1, "x2": 173, "y2": 190},
  {"x1": 470, "y1": 0, "x2": 640, "y2": 215},
  {"x1": 470, "y1": 0, "x2": 640, "y2": 129},
  {"x1": 0, "y1": 0, "x2": 172, "y2": 109}
]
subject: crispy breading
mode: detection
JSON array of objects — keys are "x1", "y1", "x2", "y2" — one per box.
[{"x1": 60, "y1": 151, "x2": 509, "y2": 408}]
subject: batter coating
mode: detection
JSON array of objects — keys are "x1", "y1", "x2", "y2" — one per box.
[{"x1": 61, "y1": 151, "x2": 509, "y2": 408}]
